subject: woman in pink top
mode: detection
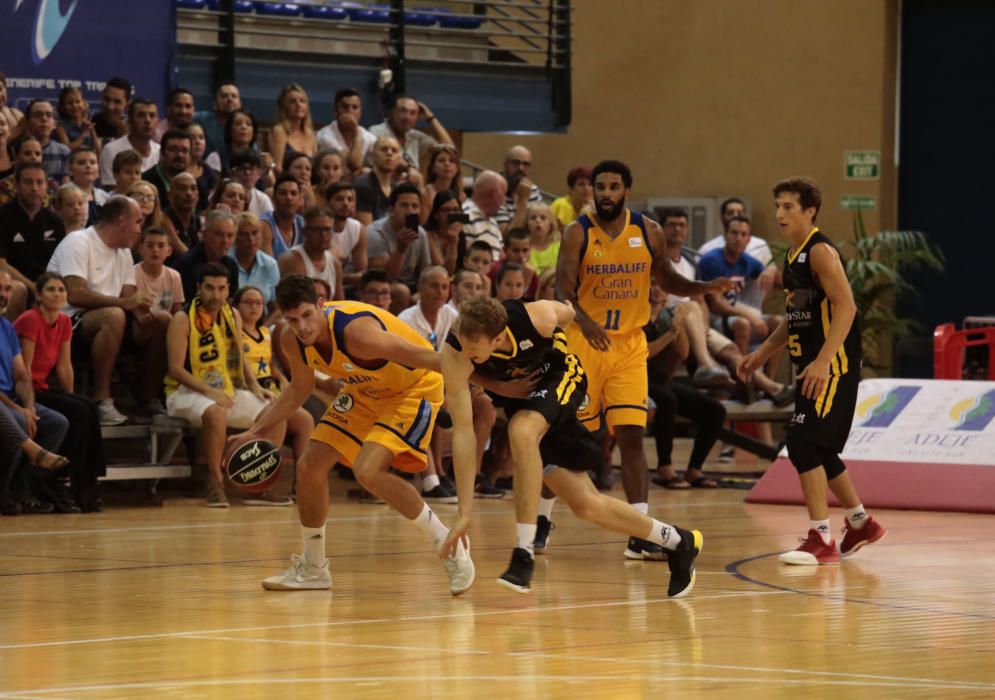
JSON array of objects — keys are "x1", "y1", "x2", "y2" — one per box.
[{"x1": 13, "y1": 272, "x2": 105, "y2": 512}]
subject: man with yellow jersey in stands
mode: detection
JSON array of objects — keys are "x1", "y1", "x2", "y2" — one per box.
[
  {"x1": 231, "y1": 275, "x2": 475, "y2": 595},
  {"x1": 549, "y1": 160, "x2": 734, "y2": 559}
]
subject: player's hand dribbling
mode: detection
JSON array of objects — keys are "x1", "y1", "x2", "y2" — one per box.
[
  {"x1": 223, "y1": 429, "x2": 259, "y2": 465},
  {"x1": 736, "y1": 351, "x2": 764, "y2": 383},
  {"x1": 577, "y1": 313, "x2": 611, "y2": 351},
  {"x1": 438, "y1": 514, "x2": 471, "y2": 559},
  {"x1": 797, "y1": 357, "x2": 831, "y2": 400}
]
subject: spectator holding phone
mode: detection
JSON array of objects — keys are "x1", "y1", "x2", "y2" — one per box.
[
  {"x1": 424, "y1": 190, "x2": 466, "y2": 274},
  {"x1": 366, "y1": 183, "x2": 433, "y2": 313}
]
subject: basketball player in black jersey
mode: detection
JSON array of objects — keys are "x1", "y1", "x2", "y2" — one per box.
[
  {"x1": 440, "y1": 295, "x2": 702, "y2": 596},
  {"x1": 739, "y1": 178, "x2": 886, "y2": 565}
]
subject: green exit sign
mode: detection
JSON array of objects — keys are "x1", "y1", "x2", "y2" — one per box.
[
  {"x1": 841, "y1": 195, "x2": 876, "y2": 210},
  {"x1": 844, "y1": 150, "x2": 880, "y2": 180}
]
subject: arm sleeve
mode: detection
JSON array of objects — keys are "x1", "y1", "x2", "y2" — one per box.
[
  {"x1": 365, "y1": 226, "x2": 390, "y2": 259},
  {"x1": 50, "y1": 234, "x2": 87, "y2": 278},
  {"x1": 12, "y1": 312, "x2": 40, "y2": 343},
  {"x1": 170, "y1": 269, "x2": 186, "y2": 304}
]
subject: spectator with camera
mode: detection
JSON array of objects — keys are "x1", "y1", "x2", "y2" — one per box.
[{"x1": 496, "y1": 145, "x2": 543, "y2": 234}]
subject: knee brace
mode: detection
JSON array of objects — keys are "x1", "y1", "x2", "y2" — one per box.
[
  {"x1": 821, "y1": 451, "x2": 847, "y2": 480},
  {"x1": 785, "y1": 432, "x2": 824, "y2": 474}
]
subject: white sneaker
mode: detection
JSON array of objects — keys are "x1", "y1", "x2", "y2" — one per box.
[
  {"x1": 262, "y1": 554, "x2": 332, "y2": 591},
  {"x1": 439, "y1": 537, "x2": 475, "y2": 596},
  {"x1": 98, "y1": 400, "x2": 127, "y2": 426}
]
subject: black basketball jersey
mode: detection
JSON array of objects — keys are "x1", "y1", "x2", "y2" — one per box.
[
  {"x1": 445, "y1": 298, "x2": 571, "y2": 381},
  {"x1": 783, "y1": 228, "x2": 861, "y2": 374}
]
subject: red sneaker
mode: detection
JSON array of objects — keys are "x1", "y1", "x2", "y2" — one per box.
[
  {"x1": 778, "y1": 529, "x2": 840, "y2": 566},
  {"x1": 839, "y1": 515, "x2": 887, "y2": 558}
]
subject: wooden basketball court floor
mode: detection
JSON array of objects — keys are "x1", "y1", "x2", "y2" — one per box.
[{"x1": 1, "y1": 467, "x2": 993, "y2": 698}]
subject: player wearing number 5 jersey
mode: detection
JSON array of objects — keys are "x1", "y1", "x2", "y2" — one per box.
[
  {"x1": 738, "y1": 178, "x2": 886, "y2": 566},
  {"x1": 553, "y1": 160, "x2": 734, "y2": 560}
]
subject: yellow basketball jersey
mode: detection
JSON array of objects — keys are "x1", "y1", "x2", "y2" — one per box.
[
  {"x1": 300, "y1": 301, "x2": 437, "y2": 401},
  {"x1": 242, "y1": 326, "x2": 278, "y2": 391},
  {"x1": 575, "y1": 209, "x2": 653, "y2": 335}
]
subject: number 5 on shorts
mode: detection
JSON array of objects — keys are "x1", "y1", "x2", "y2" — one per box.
[
  {"x1": 603, "y1": 309, "x2": 620, "y2": 331},
  {"x1": 788, "y1": 333, "x2": 802, "y2": 357}
]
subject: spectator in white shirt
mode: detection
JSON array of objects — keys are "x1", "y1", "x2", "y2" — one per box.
[
  {"x1": 698, "y1": 197, "x2": 775, "y2": 267},
  {"x1": 46, "y1": 196, "x2": 170, "y2": 423},
  {"x1": 316, "y1": 88, "x2": 377, "y2": 173},
  {"x1": 398, "y1": 266, "x2": 456, "y2": 352},
  {"x1": 99, "y1": 99, "x2": 161, "y2": 187}
]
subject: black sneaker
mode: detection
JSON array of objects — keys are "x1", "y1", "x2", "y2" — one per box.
[
  {"x1": 624, "y1": 536, "x2": 667, "y2": 561},
  {"x1": 497, "y1": 547, "x2": 534, "y2": 594},
  {"x1": 534, "y1": 515, "x2": 555, "y2": 554},
  {"x1": 474, "y1": 475, "x2": 505, "y2": 499},
  {"x1": 21, "y1": 497, "x2": 55, "y2": 514},
  {"x1": 41, "y1": 479, "x2": 81, "y2": 514},
  {"x1": 666, "y1": 527, "x2": 703, "y2": 598},
  {"x1": 422, "y1": 484, "x2": 458, "y2": 504}
]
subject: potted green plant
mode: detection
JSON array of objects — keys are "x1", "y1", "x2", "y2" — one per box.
[{"x1": 840, "y1": 209, "x2": 945, "y2": 374}]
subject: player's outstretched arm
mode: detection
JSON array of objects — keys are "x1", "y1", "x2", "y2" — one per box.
[
  {"x1": 737, "y1": 320, "x2": 789, "y2": 382},
  {"x1": 233, "y1": 326, "x2": 316, "y2": 442},
  {"x1": 647, "y1": 220, "x2": 736, "y2": 298},
  {"x1": 439, "y1": 344, "x2": 476, "y2": 558},
  {"x1": 346, "y1": 317, "x2": 443, "y2": 372}
]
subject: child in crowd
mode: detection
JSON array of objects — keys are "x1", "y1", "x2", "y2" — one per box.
[
  {"x1": 312, "y1": 150, "x2": 345, "y2": 209},
  {"x1": 527, "y1": 203, "x2": 560, "y2": 275},
  {"x1": 53, "y1": 184, "x2": 88, "y2": 233},
  {"x1": 461, "y1": 240, "x2": 493, "y2": 296},
  {"x1": 494, "y1": 261, "x2": 526, "y2": 301},
  {"x1": 489, "y1": 228, "x2": 538, "y2": 299},
  {"x1": 54, "y1": 86, "x2": 100, "y2": 153},
  {"x1": 111, "y1": 150, "x2": 143, "y2": 196},
  {"x1": 233, "y1": 284, "x2": 314, "y2": 497},
  {"x1": 133, "y1": 228, "x2": 184, "y2": 315},
  {"x1": 67, "y1": 146, "x2": 108, "y2": 224}
]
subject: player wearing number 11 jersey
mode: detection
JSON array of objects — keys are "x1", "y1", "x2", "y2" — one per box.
[{"x1": 554, "y1": 160, "x2": 734, "y2": 560}]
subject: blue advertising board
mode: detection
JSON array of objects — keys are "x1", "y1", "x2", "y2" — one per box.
[{"x1": 2, "y1": 0, "x2": 175, "y2": 111}]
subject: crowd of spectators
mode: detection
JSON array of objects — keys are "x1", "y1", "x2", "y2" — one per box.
[{"x1": 0, "y1": 71, "x2": 790, "y2": 512}]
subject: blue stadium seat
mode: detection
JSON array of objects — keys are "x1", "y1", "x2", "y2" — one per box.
[
  {"x1": 176, "y1": 0, "x2": 208, "y2": 10},
  {"x1": 403, "y1": 7, "x2": 438, "y2": 27},
  {"x1": 341, "y1": 2, "x2": 390, "y2": 23},
  {"x1": 205, "y1": 0, "x2": 255, "y2": 12},
  {"x1": 301, "y1": 3, "x2": 348, "y2": 20},
  {"x1": 254, "y1": 2, "x2": 303, "y2": 17}
]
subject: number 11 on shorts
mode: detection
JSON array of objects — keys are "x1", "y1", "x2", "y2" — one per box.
[{"x1": 604, "y1": 309, "x2": 620, "y2": 331}]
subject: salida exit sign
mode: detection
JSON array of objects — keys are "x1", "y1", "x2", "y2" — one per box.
[{"x1": 844, "y1": 151, "x2": 880, "y2": 180}]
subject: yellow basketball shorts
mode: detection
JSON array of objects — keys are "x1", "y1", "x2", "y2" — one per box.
[
  {"x1": 566, "y1": 325, "x2": 648, "y2": 431},
  {"x1": 312, "y1": 372, "x2": 443, "y2": 473}
]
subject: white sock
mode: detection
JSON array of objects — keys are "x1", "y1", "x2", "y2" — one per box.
[
  {"x1": 517, "y1": 522, "x2": 537, "y2": 556},
  {"x1": 644, "y1": 518, "x2": 682, "y2": 551},
  {"x1": 422, "y1": 474, "x2": 440, "y2": 492},
  {"x1": 302, "y1": 525, "x2": 327, "y2": 566},
  {"x1": 632, "y1": 502, "x2": 649, "y2": 515},
  {"x1": 811, "y1": 519, "x2": 832, "y2": 545},
  {"x1": 538, "y1": 497, "x2": 556, "y2": 519},
  {"x1": 844, "y1": 504, "x2": 868, "y2": 529},
  {"x1": 413, "y1": 503, "x2": 450, "y2": 547}
]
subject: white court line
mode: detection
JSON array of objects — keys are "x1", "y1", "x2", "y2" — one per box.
[
  {"x1": 0, "y1": 499, "x2": 744, "y2": 539},
  {"x1": 0, "y1": 589, "x2": 786, "y2": 651},
  {"x1": 182, "y1": 634, "x2": 492, "y2": 656},
  {"x1": 0, "y1": 674, "x2": 990, "y2": 696},
  {"x1": 188, "y1": 633, "x2": 995, "y2": 691},
  {"x1": 511, "y1": 650, "x2": 995, "y2": 691}
]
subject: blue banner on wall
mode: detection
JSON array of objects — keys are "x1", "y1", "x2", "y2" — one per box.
[{"x1": 2, "y1": 0, "x2": 175, "y2": 111}]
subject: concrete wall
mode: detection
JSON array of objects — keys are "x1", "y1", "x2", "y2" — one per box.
[{"x1": 463, "y1": 0, "x2": 899, "y2": 244}]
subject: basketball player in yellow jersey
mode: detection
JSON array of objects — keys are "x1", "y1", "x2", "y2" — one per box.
[
  {"x1": 231, "y1": 275, "x2": 475, "y2": 595},
  {"x1": 551, "y1": 160, "x2": 734, "y2": 559}
]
